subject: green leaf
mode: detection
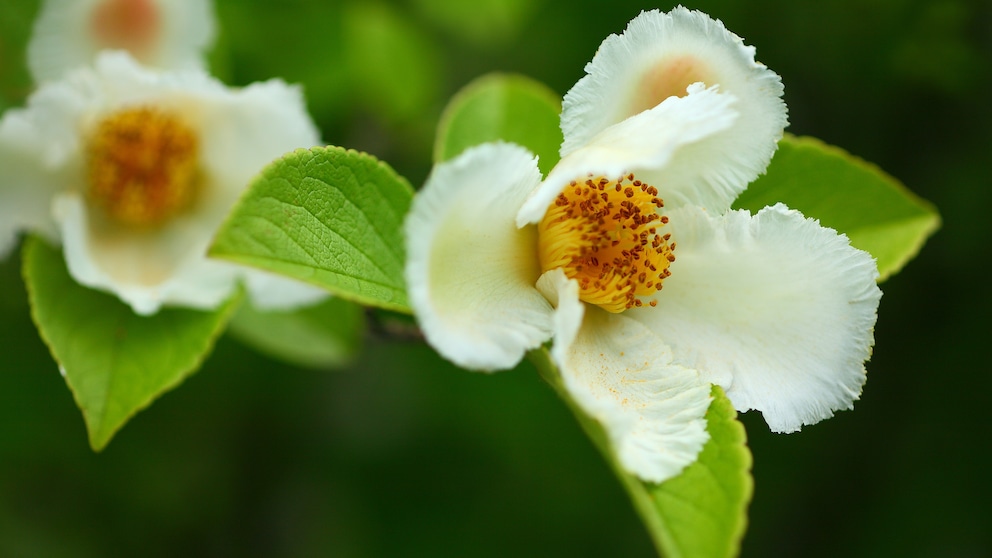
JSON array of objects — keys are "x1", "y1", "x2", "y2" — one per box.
[
  {"x1": 228, "y1": 296, "x2": 366, "y2": 369},
  {"x1": 646, "y1": 385, "x2": 752, "y2": 558},
  {"x1": 210, "y1": 146, "x2": 414, "y2": 313},
  {"x1": 735, "y1": 135, "x2": 940, "y2": 281},
  {"x1": 434, "y1": 73, "x2": 563, "y2": 174},
  {"x1": 530, "y1": 349, "x2": 752, "y2": 558},
  {"x1": 21, "y1": 237, "x2": 238, "y2": 451}
]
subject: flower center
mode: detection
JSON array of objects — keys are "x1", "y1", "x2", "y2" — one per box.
[
  {"x1": 537, "y1": 174, "x2": 675, "y2": 313},
  {"x1": 86, "y1": 106, "x2": 200, "y2": 227},
  {"x1": 90, "y1": 0, "x2": 161, "y2": 59}
]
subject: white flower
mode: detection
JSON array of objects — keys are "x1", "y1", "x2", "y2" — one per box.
[
  {"x1": 27, "y1": 0, "x2": 215, "y2": 83},
  {"x1": 404, "y1": 8, "x2": 881, "y2": 483},
  {"x1": 0, "y1": 51, "x2": 326, "y2": 315}
]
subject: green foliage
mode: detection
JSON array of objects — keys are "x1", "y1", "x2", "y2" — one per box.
[
  {"x1": 21, "y1": 237, "x2": 237, "y2": 451},
  {"x1": 210, "y1": 146, "x2": 414, "y2": 313},
  {"x1": 530, "y1": 350, "x2": 752, "y2": 558},
  {"x1": 210, "y1": 2, "x2": 350, "y2": 119},
  {"x1": 434, "y1": 73, "x2": 563, "y2": 174},
  {"x1": 343, "y1": 2, "x2": 441, "y2": 122},
  {"x1": 412, "y1": 0, "x2": 538, "y2": 48},
  {"x1": 735, "y1": 135, "x2": 941, "y2": 281},
  {"x1": 228, "y1": 296, "x2": 366, "y2": 369},
  {"x1": 0, "y1": 0, "x2": 37, "y2": 107}
]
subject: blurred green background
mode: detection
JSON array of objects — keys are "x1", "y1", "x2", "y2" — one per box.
[{"x1": 1, "y1": 0, "x2": 989, "y2": 556}]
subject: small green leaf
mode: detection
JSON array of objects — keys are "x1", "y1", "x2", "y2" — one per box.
[
  {"x1": 435, "y1": 73, "x2": 563, "y2": 174},
  {"x1": 21, "y1": 237, "x2": 238, "y2": 451},
  {"x1": 647, "y1": 385, "x2": 751, "y2": 558},
  {"x1": 228, "y1": 296, "x2": 366, "y2": 369},
  {"x1": 530, "y1": 349, "x2": 752, "y2": 558},
  {"x1": 735, "y1": 135, "x2": 940, "y2": 281},
  {"x1": 210, "y1": 146, "x2": 414, "y2": 313}
]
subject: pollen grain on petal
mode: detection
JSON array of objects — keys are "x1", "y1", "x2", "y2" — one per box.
[
  {"x1": 537, "y1": 173, "x2": 675, "y2": 313},
  {"x1": 86, "y1": 106, "x2": 200, "y2": 227}
]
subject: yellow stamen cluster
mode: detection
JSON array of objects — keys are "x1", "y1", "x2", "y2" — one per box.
[
  {"x1": 538, "y1": 173, "x2": 675, "y2": 313},
  {"x1": 86, "y1": 106, "x2": 200, "y2": 227}
]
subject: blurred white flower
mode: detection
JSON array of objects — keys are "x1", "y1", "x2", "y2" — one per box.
[
  {"x1": 0, "y1": 51, "x2": 325, "y2": 315},
  {"x1": 404, "y1": 8, "x2": 881, "y2": 482},
  {"x1": 27, "y1": 0, "x2": 215, "y2": 83}
]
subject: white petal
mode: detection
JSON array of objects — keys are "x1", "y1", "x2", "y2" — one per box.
[
  {"x1": 1, "y1": 70, "x2": 94, "y2": 172},
  {"x1": 0, "y1": 115, "x2": 64, "y2": 257},
  {"x1": 535, "y1": 268, "x2": 584, "y2": 368},
  {"x1": 151, "y1": 0, "x2": 215, "y2": 69},
  {"x1": 404, "y1": 143, "x2": 553, "y2": 371},
  {"x1": 517, "y1": 85, "x2": 737, "y2": 226},
  {"x1": 552, "y1": 302, "x2": 712, "y2": 483},
  {"x1": 560, "y1": 7, "x2": 787, "y2": 213},
  {"x1": 54, "y1": 193, "x2": 239, "y2": 315},
  {"x1": 197, "y1": 78, "x2": 321, "y2": 206},
  {"x1": 629, "y1": 204, "x2": 881, "y2": 432},
  {"x1": 28, "y1": 0, "x2": 215, "y2": 83},
  {"x1": 242, "y1": 269, "x2": 329, "y2": 311}
]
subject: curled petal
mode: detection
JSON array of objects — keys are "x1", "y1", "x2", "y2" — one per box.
[
  {"x1": 630, "y1": 204, "x2": 881, "y2": 432},
  {"x1": 405, "y1": 143, "x2": 553, "y2": 371},
  {"x1": 535, "y1": 268, "x2": 584, "y2": 368},
  {"x1": 549, "y1": 287, "x2": 712, "y2": 483},
  {"x1": 560, "y1": 7, "x2": 787, "y2": 213},
  {"x1": 518, "y1": 85, "x2": 737, "y2": 226}
]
